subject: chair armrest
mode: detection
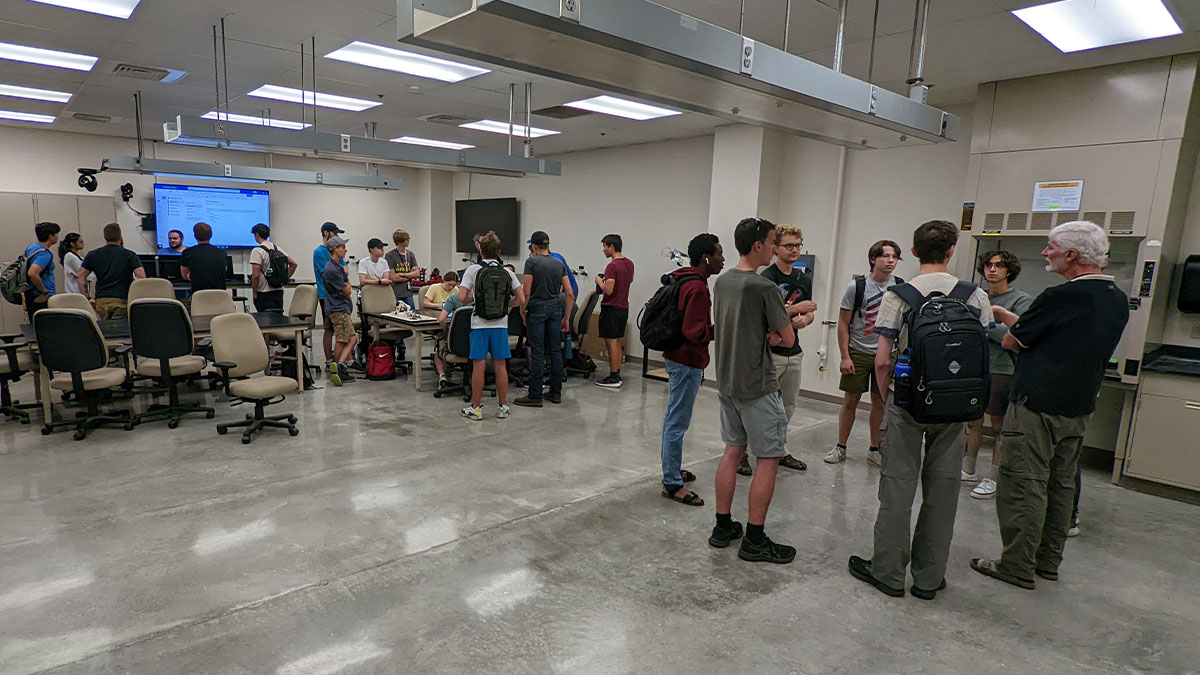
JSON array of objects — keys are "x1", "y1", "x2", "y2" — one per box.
[
  {"x1": 294, "y1": 313, "x2": 313, "y2": 321},
  {"x1": 213, "y1": 361, "x2": 239, "y2": 396},
  {"x1": 114, "y1": 344, "x2": 133, "y2": 355},
  {"x1": 0, "y1": 339, "x2": 28, "y2": 352},
  {"x1": 196, "y1": 338, "x2": 212, "y2": 349}
]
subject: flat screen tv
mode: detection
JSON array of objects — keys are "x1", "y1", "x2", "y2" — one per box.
[
  {"x1": 455, "y1": 197, "x2": 519, "y2": 255},
  {"x1": 154, "y1": 183, "x2": 270, "y2": 249}
]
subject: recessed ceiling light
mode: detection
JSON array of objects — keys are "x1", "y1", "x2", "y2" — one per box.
[
  {"x1": 247, "y1": 85, "x2": 381, "y2": 112},
  {"x1": 325, "y1": 41, "x2": 490, "y2": 83},
  {"x1": 390, "y1": 136, "x2": 476, "y2": 150},
  {"x1": 0, "y1": 83, "x2": 72, "y2": 103},
  {"x1": 201, "y1": 111, "x2": 311, "y2": 130},
  {"x1": 0, "y1": 109, "x2": 56, "y2": 124},
  {"x1": 459, "y1": 120, "x2": 560, "y2": 138},
  {"x1": 0, "y1": 41, "x2": 98, "y2": 72},
  {"x1": 1013, "y1": 0, "x2": 1182, "y2": 53},
  {"x1": 23, "y1": 0, "x2": 142, "y2": 19},
  {"x1": 563, "y1": 95, "x2": 681, "y2": 120}
]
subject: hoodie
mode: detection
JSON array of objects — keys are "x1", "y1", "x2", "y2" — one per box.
[{"x1": 662, "y1": 267, "x2": 715, "y2": 369}]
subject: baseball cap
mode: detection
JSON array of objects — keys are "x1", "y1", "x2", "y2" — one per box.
[
  {"x1": 320, "y1": 221, "x2": 344, "y2": 234},
  {"x1": 527, "y1": 230, "x2": 549, "y2": 247},
  {"x1": 366, "y1": 237, "x2": 385, "y2": 250},
  {"x1": 326, "y1": 236, "x2": 349, "y2": 250}
]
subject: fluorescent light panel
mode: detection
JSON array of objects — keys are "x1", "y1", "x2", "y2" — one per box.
[
  {"x1": 1013, "y1": 0, "x2": 1182, "y2": 53},
  {"x1": 325, "y1": 41, "x2": 489, "y2": 83},
  {"x1": 564, "y1": 95, "x2": 680, "y2": 120},
  {"x1": 0, "y1": 83, "x2": 72, "y2": 103},
  {"x1": 0, "y1": 109, "x2": 56, "y2": 124},
  {"x1": 202, "y1": 111, "x2": 310, "y2": 130},
  {"x1": 0, "y1": 41, "x2": 98, "y2": 72},
  {"x1": 459, "y1": 120, "x2": 560, "y2": 138},
  {"x1": 247, "y1": 85, "x2": 380, "y2": 112},
  {"x1": 390, "y1": 136, "x2": 475, "y2": 150},
  {"x1": 23, "y1": 0, "x2": 141, "y2": 19}
]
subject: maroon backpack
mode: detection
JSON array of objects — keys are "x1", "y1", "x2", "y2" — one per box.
[{"x1": 366, "y1": 341, "x2": 396, "y2": 381}]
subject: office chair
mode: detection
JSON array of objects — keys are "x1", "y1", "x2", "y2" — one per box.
[
  {"x1": 128, "y1": 299, "x2": 215, "y2": 428},
  {"x1": 565, "y1": 290, "x2": 602, "y2": 379},
  {"x1": 48, "y1": 292, "x2": 97, "y2": 318},
  {"x1": 263, "y1": 284, "x2": 319, "y2": 385},
  {"x1": 34, "y1": 309, "x2": 133, "y2": 440},
  {"x1": 506, "y1": 306, "x2": 528, "y2": 388},
  {"x1": 189, "y1": 289, "x2": 237, "y2": 317},
  {"x1": 361, "y1": 284, "x2": 414, "y2": 373},
  {"x1": 435, "y1": 307, "x2": 497, "y2": 402},
  {"x1": 0, "y1": 334, "x2": 38, "y2": 424},
  {"x1": 128, "y1": 277, "x2": 175, "y2": 303},
  {"x1": 211, "y1": 313, "x2": 299, "y2": 444}
]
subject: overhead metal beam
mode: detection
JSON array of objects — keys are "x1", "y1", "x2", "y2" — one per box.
[{"x1": 103, "y1": 155, "x2": 403, "y2": 190}]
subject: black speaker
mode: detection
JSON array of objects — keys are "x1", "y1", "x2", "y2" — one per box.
[{"x1": 1179, "y1": 254, "x2": 1200, "y2": 313}]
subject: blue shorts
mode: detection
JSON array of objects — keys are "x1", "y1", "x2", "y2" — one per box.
[{"x1": 469, "y1": 327, "x2": 512, "y2": 360}]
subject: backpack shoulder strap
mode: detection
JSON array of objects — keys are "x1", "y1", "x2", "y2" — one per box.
[
  {"x1": 947, "y1": 280, "x2": 976, "y2": 302},
  {"x1": 893, "y1": 275, "x2": 904, "y2": 285},
  {"x1": 889, "y1": 282, "x2": 926, "y2": 313},
  {"x1": 853, "y1": 275, "x2": 866, "y2": 316}
]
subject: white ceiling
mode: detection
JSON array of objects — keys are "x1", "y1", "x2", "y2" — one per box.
[{"x1": 0, "y1": 0, "x2": 1199, "y2": 157}]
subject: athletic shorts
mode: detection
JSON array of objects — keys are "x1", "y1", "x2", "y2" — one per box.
[
  {"x1": 598, "y1": 306, "x2": 628, "y2": 339},
  {"x1": 329, "y1": 312, "x2": 354, "y2": 343},
  {"x1": 718, "y1": 391, "x2": 787, "y2": 458},
  {"x1": 838, "y1": 348, "x2": 878, "y2": 395},
  {"x1": 987, "y1": 373, "x2": 1014, "y2": 417},
  {"x1": 469, "y1": 327, "x2": 511, "y2": 360}
]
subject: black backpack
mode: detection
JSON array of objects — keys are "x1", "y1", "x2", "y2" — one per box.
[
  {"x1": 890, "y1": 281, "x2": 989, "y2": 424},
  {"x1": 259, "y1": 244, "x2": 291, "y2": 288},
  {"x1": 851, "y1": 274, "x2": 903, "y2": 318},
  {"x1": 638, "y1": 271, "x2": 703, "y2": 351},
  {"x1": 473, "y1": 261, "x2": 513, "y2": 321}
]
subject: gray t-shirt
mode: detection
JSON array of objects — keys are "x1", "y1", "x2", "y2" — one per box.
[
  {"x1": 322, "y1": 260, "x2": 352, "y2": 315},
  {"x1": 839, "y1": 275, "x2": 899, "y2": 354},
  {"x1": 713, "y1": 269, "x2": 791, "y2": 400},
  {"x1": 384, "y1": 248, "x2": 417, "y2": 300},
  {"x1": 986, "y1": 287, "x2": 1033, "y2": 376},
  {"x1": 523, "y1": 253, "x2": 568, "y2": 302}
]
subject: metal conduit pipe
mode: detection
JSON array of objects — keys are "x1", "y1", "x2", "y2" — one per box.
[
  {"x1": 907, "y1": 0, "x2": 931, "y2": 102},
  {"x1": 833, "y1": 0, "x2": 848, "y2": 73},
  {"x1": 507, "y1": 83, "x2": 515, "y2": 156},
  {"x1": 817, "y1": 146, "x2": 849, "y2": 372}
]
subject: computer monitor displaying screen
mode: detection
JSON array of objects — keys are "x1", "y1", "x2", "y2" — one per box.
[{"x1": 153, "y1": 183, "x2": 269, "y2": 249}]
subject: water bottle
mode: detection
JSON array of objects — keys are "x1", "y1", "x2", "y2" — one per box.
[{"x1": 893, "y1": 350, "x2": 913, "y2": 407}]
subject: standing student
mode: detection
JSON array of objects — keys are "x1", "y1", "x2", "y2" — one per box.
[
  {"x1": 828, "y1": 240, "x2": 903, "y2": 466},
  {"x1": 59, "y1": 232, "x2": 93, "y2": 296},
  {"x1": 314, "y1": 222, "x2": 345, "y2": 369},
  {"x1": 458, "y1": 231, "x2": 524, "y2": 421},
  {"x1": 710, "y1": 218, "x2": 796, "y2": 564},
  {"x1": 22, "y1": 221, "x2": 60, "y2": 320},
  {"x1": 659, "y1": 233, "x2": 723, "y2": 507},
  {"x1": 79, "y1": 223, "x2": 146, "y2": 320},
  {"x1": 971, "y1": 221, "x2": 1128, "y2": 591},
  {"x1": 358, "y1": 238, "x2": 392, "y2": 288},
  {"x1": 594, "y1": 234, "x2": 634, "y2": 389},
  {"x1": 248, "y1": 223, "x2": 297, "y2": 313},
  {"x1": 847, "y1": 220, "x2": 990, "y2": 600},
  {"x1": 322, "y1": 237, "x2": 358, "y2": 387},
  {"x1": 386, "y1": 229, "x2": 421, "y2": 309},
  {"x1": 514, "y1": 231, "x2": 574, "y2": 408},
  {"x1": 159, "y1": 229, "x2": 187, "y2": 255},
  {"x1": 962, "y1": 250, "x2": 1032, "y2": 499},
  {"x1": 180, "y1": 222, "x2": 229, "y2": 293}
]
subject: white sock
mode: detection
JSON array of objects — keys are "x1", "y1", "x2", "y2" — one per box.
[{"x1": 963, "y1": 455, "x2": 978, "y2": 475}]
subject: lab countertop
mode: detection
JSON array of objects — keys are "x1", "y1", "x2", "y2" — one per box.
[{"x1": 1142, "y1": 345, "x2": 1200, "y2": 378}]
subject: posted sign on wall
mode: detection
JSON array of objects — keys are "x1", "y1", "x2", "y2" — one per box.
[{"x1": 1031, "y1": 180, "x2": 1084, "y2": 212}]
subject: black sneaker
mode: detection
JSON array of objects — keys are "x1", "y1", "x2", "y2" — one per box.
[
  {"x1": 707, "y1": 520, "x2": 744, "y2": 548},
  {"x1": 848, "y1": 555, "x2": 904, "y2": 597},
  {"x1": 544, "y1": 393, "x2": 561, "y2": 404},
  {"x1": 737, "y1": 455, "x2": 753, "y2": 476},
  {"x1": 738, "y1": 535, "x2": 796, "y2": 564},
  {"x1": 337, "y1": 363, "x2": 356, "y2": 383},
  {"x1": 594, "y1": 373, "x2": 622, "y2": 389},
  {"x1": 911, "y1": 579, "x2": 947, "y2": 600}
]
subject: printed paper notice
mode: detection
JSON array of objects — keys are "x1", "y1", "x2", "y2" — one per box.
[{"x1": 1031, "y1": 180, "x2": 1083, "y2": 212}]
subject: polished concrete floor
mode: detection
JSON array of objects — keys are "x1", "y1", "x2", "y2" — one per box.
[{"x1": 1, "y1": 364, "x2": 1198, "y2": 675}]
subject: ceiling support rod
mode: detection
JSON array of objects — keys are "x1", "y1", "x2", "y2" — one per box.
[
  {"x1": 524, "y1": 82, "x2": 532, "y2": 158},
  {"x1": 833, "y1": 0, "x2": 848, "y2": 73},
  {"x1": 134, "y1": 91, "x2": 144, "y2": 160},
  {"x1": 739, "y1": 0, "x2": 746, "y2": 36},
  {"x1": 507, "y1": 83, "x2": 515, "y2": 157},
  {"x1": 907, "y1": 0, "x2": 931, "y2": 102},
  {"x1": 783, "y1": 0, "x2": 793, "y2": 53},
  {"x1": 311, "y1": 36, "x2": 318, "y2": 131},
  {"x1": 211, "y1": 26, "x2": 221, "y2": 115},
  {"x1": 868, "y1": 0, "x2": 880, "y2": 82},
  {"x1": 220, "y1": 18, "x2": 230, "y2": 120},
  {"x1": 300, "y1": 41, "x2": 306, "y2": 128}
]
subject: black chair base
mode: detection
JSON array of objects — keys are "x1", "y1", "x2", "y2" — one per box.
[
  {"x1": 1, "y1": 401, "x2": 38, "y2": 424},
  {"x1": 217, "y1": 399, "x2": 298, "y2": 444},
  {"x1": 136, "y1": 402, "x2": 216, "y2": 429},
  {"x1": 42, "y1": 407, "x2": 134, "y2": 441}
]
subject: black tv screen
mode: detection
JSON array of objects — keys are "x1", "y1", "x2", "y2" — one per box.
[{"x1": 456, "y1": 198, "x2": 520, "y2": 255}]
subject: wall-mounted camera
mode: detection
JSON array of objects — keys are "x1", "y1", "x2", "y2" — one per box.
[
  {"x1": 77, "y1": 167, "x2": 100, "y2": 192},
  {"x1": 120, "y1": 183, "x2": 133, "y2": 202}
]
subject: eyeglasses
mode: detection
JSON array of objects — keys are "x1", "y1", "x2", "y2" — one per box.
[
  {"x1": 983, "y1": 262, "x2": 1007, "y2": 269},
  {"x1": 778, "y1": 243, "x2": 802, "y2": 251}
]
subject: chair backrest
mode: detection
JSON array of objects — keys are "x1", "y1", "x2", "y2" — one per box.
[
  {"x1": 574, "y1": 290, "x2": 601, "y2": 337},
  {"x1": 361, "y1": 284, "x2": 396, "y2": 315},
  {"x1": 48, "y1": 292, "x2": 97, "y2": 318},
  {"x1": 288, "y1": 284, "x2": 318, "y2": 327},
  {"x1": 507, "y1": 306, "x2": 524, "y2": 336},
  {"x1": 128, "y1": 277, "x2": 175, "y2": 303},
  {"x1": 129, "y1": 299, "x2": 194, "y2": 360},
  {"x1": 448, "y1": 307, "x2": 473, "y2": 357},
  {"x1": 211, "y1": 312, "x2": 268, "y2": 377},
  {"x1": 33, "y1": 308, "x2": 107, "y2": 373},
  {"x1": 190, "y1": 289, "x2": 236, "y2": 317}
]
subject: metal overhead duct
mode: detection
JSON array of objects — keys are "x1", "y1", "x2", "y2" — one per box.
[
  {"x1": 102, "y1": 156, "x2": 403, "y2": 190},
  {"x1": 162, "y1": 115, "x2": 562, "y2": 177},
  {"x1": 397, "y1": 0, "x2": 960, "y2": 150}
]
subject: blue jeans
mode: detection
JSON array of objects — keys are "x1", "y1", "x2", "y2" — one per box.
[
  {"x1": 526, "y1": 299, "x2": 564, "y2": 400},
  {"x1": 661, "y1": 358, "x2": 704, "y2": 489}
]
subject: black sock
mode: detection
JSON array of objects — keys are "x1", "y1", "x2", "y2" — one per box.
[
  {"x1": 716, "y1": 513, "x2": 733, "y2": 528},
  {"x1": 612, "y1": 370, "x2": 621, "y2": 378},
  {"x1": 837, "y1": 443, "x2": 847, "y2": 450},
  {"x1": 869, "y1": 446, "x2": 879, "y2": 453},
  {"x1": 746, "y1": 523, "x2": 765, "y2": 544}
]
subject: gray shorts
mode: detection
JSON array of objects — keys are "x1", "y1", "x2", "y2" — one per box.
[{"x1": 718, "y1": 391, "x2": 787, "y2": 458}]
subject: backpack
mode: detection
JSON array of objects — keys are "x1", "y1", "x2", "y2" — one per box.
[
  {"x1": 473, "y1": 261, "x2": 513, "y2": 321},
  {"x1": 1, "y1": 246, "x2": 49, "y2": 305},
  {"x1": 890, "y1": 281, "x2": 989, "y2": 424},
  {"x1": 366, "y1": 341, "x2": 396, "y2": 381},
  {"x1": 638, "y1": 272, "x2": 704, "y2": 351},
  {"x1": 259, "y1": 244, "x2": 291, "y2": 289},
  {"x1": 851, "y1": 274, "x2": 903, "y2": 318}
]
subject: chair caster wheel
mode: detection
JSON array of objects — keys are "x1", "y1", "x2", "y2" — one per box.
[
  {"x1": 433, "y1": 392, "x2": 442, "y2": 398},
  {"x1": 288, "y1": 427, "x2": 299, "y2": 436},
  {"x1": 206, "y1": 411, "x2": 215, "y2": 419},
  {"x1": 124, "y1": 423, "x2": 135, "y2": 431},
  {"x1": 241, "y1": 435, "x2": 252, "y2": 445},
  {"x1": 73, "y1": 430, "x2": 85, "y2": 441},
  {"x1": 288, "y1": 415, "x2": 297, "y2": 424},
  {"x1": 217, "y1": 427, "x2": 228, "y2": 435},
  {"x1": 167, "y1": 419, "x2": 179, "y2": 429},
  {"x1": 41, "y1": 426, "x2": 52, "y2": 435}
]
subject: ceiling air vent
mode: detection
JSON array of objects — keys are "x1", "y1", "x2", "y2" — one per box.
[
  {"x1": 983, "y1": 213, "x2": 1005, "y2": 231},
  {"x1": 1030, "y1": 212, "x2": 1053, "y2": 230},
  {"x1": 416, "y1": 112, "x2": 472, "y2": 126},
  {"x1": 1005, "y1": 213, "x2": 1028, "y2": 231},
  {"x1": 532, "y1": 105, "x2": 592, "y2": 120},
  {"x1": 71, "y1": 112, "x2": 113, "y2": 123},
  {"x1": 112, "y1": 62, "x2": 171, "y2": 81},
  {"x1": 1055, "y1": 211, "x2": 1079, "y2": 225},
  {"x1": 1109, "y1": 211, "x2": 1136, "y2": 234},
  {"x1": 1083, "y1": 211, "x2": 1107, "y2": 227}
]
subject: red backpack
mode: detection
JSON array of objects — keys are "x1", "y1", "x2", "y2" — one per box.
[{"x1": 366, "y1": 341, "x2": 396, "y2": 381}]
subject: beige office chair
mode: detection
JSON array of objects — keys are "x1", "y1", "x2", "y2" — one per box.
[
  {"x1": 128, "y1": 277, "x2": 175, "y2": 303},
  {"x1": 265, "y1": 285, "x2": 317, "y2": 340},
  {"x1": 48, "y1": 292, "x2": 97, "y2": 318},
  {"x1": 361, "y1": 284, "x2": 414, "y2": 343},
  {"x1": 190, "y1": 289, "x2": 237, "y2": 317},
  {"x1": 211, "y1": 313, "x2": 298, "y2": 444}
]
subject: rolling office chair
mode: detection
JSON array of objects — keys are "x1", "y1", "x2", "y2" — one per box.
[
  {"x1": 361, "y1": 284, "x2": 414, "y2": 373},
  {"x1": 211, "y1": 313, "x2": 299, "y2": 444},
  {"x1": 189, "y1": 289, "x2": 237, "y2": 317},
  {"x1": 128, "y1": 299, "x2": 215, "y2": 428},
  {"x1": 263, "y1": 285, "x2": 319, "y2": 385},
  {"x1": 565, "y1": 290, "x2": 602, "y2": 379},
  {"x1": 128, "y1": 277, "x2": 176, "y2": 303},
  {"x1": 435, "y1": 307, "x2": 472, "y2": 400},
  {"x1": 34, "y1": 309, "x2": 133, "y2": 440},
  {"x1": 48, "y1": 292, "x2": 98, "y2": 318},
  {"x1": 0, "y1": 334, "x2": 38, "y2": 424}
]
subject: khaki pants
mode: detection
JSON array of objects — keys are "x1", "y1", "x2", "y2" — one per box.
[
  {"x1": 771, "y1": 352, "x2": 803, "y2": 425},
  {"x1": 995, "y1": 402, "x2": 1088, "y2": 580},
  {"x1": 94, "y1": 297, "x2": 128, "y2": 320}
]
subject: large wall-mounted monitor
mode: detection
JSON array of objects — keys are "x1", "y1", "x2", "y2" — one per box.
[
  {"x1": 153, "y1": 183, "x2": 270, "y2": 249},
  {"x1": 455, "y1": 197, "x2": 519, "y2": 255}
]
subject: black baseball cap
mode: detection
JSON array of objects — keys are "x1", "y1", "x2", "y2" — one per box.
[
  {"x1": 367, "y1": 237, "x2": 385, "y2": 250},
  {"x1": 320, "y1": 221, "x2": 344, "y2": 234},
  {"x1": 527, "y1": 230, "x2": 549, "y2": 247}
]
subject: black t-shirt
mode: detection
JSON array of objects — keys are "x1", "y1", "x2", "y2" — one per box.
[
  {"x1": 81, "y1": 244, "x2": 143, "y2": 299},
  {"x1": 180, "y1": 243, "x2": 227, "y2": 292},
  {"x1": 761, "y1": 263, "x2": 812, "y2": 357},
  {"x1": 1009, "y1": 276, "x2": 1129, "y2": 417},
  {"x1": 524, "y1": 253, "x2": 568, "y2": 302}
]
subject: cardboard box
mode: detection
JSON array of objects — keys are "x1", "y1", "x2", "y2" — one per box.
[{"x1": 580, "y1": 311, "x2": 627, "y2": 362}]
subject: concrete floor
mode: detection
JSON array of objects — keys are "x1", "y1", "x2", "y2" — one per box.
[{"x1": 1, "y1": 365, "x2": 1198, "y2": 675}]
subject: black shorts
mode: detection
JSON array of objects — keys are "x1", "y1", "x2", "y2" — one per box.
[{"x1": 598, "y1": 306, "x2": 628, "y2": 339}]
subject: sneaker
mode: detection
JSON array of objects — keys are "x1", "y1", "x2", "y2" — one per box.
[
  {"x1": 848, "y1": 555, "x2": 904, "y2": 597},
  {"x1": 496, "y1": 403, "x2": 511, "y2": 419},
  {"x1": 594, "y1": 373, "x2": 622, "y2": 389},
  {"x1": 329, "y1": 368, "x2": 342, "y2": 387},
  {"x1": 779, "y1": 454, "x2": 807, "y2": 471},
  {"x1": 824, "y1": 445, "x2": 847, "y2": 464},
  {"x1": 544, "y1": 393, "x2": 561, "y2": 404},
  {"x1": 961, "y1": 470, "x2": 980, "y2": 483},
  {"x1": 970, "y1": 478, "x2": 997, "y2": 499},
  {"x1": 461, "y1": 405, "x2": 483, "y2": 421},
  {"x1": 513, "y1": 396, "x2": 543, "y2": 408},
  {"x1": 867, "y1": 449, "x2": 882, "y2": 466},
  {"x1": 736, "y1": 455, "x2": 752, "y2": 476},
  {"x1": 738, "y1": 535, "x2": 796, "y2": 564},
  {"x1": 911, "y1": 579, "x2": 947, "y2": 601},
  {"x1": 337, "y1": 363, "x2": 355, "y2": 383},
  {"x1": 707, "y1": 520, "x2": 744, "y2": 548},
  {"x1": 1067, "y1": 522, "x2": 1080, "y2": 537},
  {"x1": 437, "y1": 376, "x2": 449, "y2": 391},
  {"x1": 326, "y1": 360, "x2": 336, "y2": 375}
]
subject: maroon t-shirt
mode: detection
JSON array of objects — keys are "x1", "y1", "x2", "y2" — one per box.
[{"x1": 602, "y1": 257, "x2": 635, "y2": 309}]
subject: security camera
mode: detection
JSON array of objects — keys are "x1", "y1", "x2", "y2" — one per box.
[
  {"x1": 77, "y1": 168, "x2": 99, "y2": 192},
  {"x1": 120, "y1": 183, "x2": 133, "y2": 202}
]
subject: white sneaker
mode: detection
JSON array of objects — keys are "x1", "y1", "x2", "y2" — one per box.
[
  {"x1": 496, "y1": 403, "x2": 511, "y2": 419},
  {"x1": 961, "y1": 470, "x2": 980, "y2": 483},
  {"x1": 461, "y1": 405, "x2": 483, "y2": 421},
  {"x1": 823, "y1": 446, "x2": 846, "y2": 464},
  {"x1": 867, "y1": 450, "x2": 882, "y2": 466},
  {"x1": 970, "y1": 477, "x2": 997, "y2": 499},
  {"x1": 1067, "y1": 521, "x2": 1080, "y2": 537}
]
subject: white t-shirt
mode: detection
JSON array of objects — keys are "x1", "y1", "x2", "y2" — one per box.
[
  {"x1": 839, "y1": 275, "x2": 899, "y2": 354},
  {"x1": 358, "y1": 257, "x2": 390, "y2": 283},
  {"x1": 248, "y1": 241, "x2": 287, "y2": 293},
  {"x1": 63, "y1": 251, "x2": 94, "y2": 294},
  {"x1": 461, "y1": 260, "x2": 520, "y2": 330}
]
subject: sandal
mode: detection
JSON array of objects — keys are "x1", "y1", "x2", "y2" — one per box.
[
  {"x1": 970, "y1": 558, "x2": 1035, "y2": 590},
  {"x1": 661, "y1": 487, "x2": 704, "y2": 506},
  {"x1": 679, "y1": 469, "x2": 697, "y2": 483},
  {"x1": 780, "y1": 454, "x2": 807, "y2": 471}
]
